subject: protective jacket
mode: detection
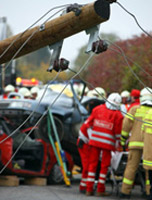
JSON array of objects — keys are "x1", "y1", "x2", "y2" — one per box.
[
  {"x1": 120, "y1": 105, "x2": 151, "y2": 150},
  {"x1": 120, "y1": 105, "x2": 151, "y2": 195},
  {"x1": 80, "y1": 104, "x2": 123, "y2": 151},
  {"x1": 142, "y1": 109, "x2": 152, "y2": 170},
  {"x1": 127, "y1": 98, "x2": 140, "y2": 112}
]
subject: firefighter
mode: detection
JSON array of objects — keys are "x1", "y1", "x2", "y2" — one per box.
[
  {"x1": 3, "y1": 84, "x2": 15, "y2": 99},
  {"x1": 142, "y1": 106, "x2": 152, "y2": 200},
  {"x1": 30, "y1": 86, "x2": 39, "y2": 99},
  {"x1": 18, "y1": 87, "x2": 31, "y2": 99},
  {"x1": 120, "y1": 90, "x2": 131, "y2": 111},
  {"x1": 127, "y1": 89, "x2": 140, "y2": 111},
  {"x1": 80, "y1": 93, "x2": 123, "y2": 196},
  {"x1": 120, "y1": 87, "x2": 152, "y2": 198}
]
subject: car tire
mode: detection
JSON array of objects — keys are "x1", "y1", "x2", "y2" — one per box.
[{"x1": 47, "y1": 163, "x2": 64, "y2": 184}]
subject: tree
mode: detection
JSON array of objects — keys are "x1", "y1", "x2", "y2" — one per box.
[{"x1": 86, "y1": 33, "x2": 152, "y2": 93}]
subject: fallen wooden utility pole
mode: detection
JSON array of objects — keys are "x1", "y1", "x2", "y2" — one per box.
[{"x1": 0, "y1": 0, "x2": 110, "y2": 64}]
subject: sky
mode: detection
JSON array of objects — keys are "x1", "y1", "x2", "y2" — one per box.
[{"x1": 0, "y1": 0, "x2": 152, "y2": 66}]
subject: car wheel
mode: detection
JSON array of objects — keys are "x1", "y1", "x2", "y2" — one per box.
[{"x1": 47, "y1": 163, "x2": 64, "y2": 184}]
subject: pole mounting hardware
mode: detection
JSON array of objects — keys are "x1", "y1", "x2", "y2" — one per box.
[{"x1": 48, "y1": 40, "x2": 69, "y2": 72}]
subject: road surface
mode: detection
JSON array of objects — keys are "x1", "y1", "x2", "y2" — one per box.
[{"x1": 0, "y1": 175, "x2": 146, "y2": 200}]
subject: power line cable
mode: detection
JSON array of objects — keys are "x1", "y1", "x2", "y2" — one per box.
[
  {"x1": 0, "y1": 8, "x2": 67, "y2": 143},
  {"x1": 0, "y1": 52, "x2": 94, "y2": 174},
  {"x1": 99, "y1": 36, "x2": 152, "y2": 95},
  {"x1": 116, "y1": 1, "x2": 152, "y2": 39},
  {"x1": 0, "y1": 4, "x2": 71, "y2": 60},
  {"x1": 0, "y1": 7, "x2": 66, "y2": 75},
  {"x1": 0, "y1": 72, "x2": 60, "y2": 144},
  {"x1": 69, "y1": 67, "x2": 152, "y2": 126}
]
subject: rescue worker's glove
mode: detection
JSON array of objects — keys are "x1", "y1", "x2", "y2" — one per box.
[
  {"x1": 77, "y1": 138, "x2": 84, "y2": 149},
  {"x1": 120, "y1": 136, "x2": 126, "y2": 152}
]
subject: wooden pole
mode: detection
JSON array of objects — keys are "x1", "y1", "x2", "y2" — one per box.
[{"x1": 0, "y1": 0, "x2": 110, "y2": 64}]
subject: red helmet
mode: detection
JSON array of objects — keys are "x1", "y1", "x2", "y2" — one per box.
[{"x1": 130, "y1": 89, "x2": 140, "y2": 98}]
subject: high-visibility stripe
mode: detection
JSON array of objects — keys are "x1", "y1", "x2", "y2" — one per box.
[
  {"x1": 146, "y1": 180, "x2": 150, "y2": 185},
  {"x1": 87, "y1": 178, "x2": 95, "y2": 182},
  {"x1": 123, "y1": 178, "x2": 133, "y2": 185},
  {"x1": 146, "y1": 128, "x2": 152, "y2": 134},
  {"x1": 98, "y1": 179, "x2": 105, "y2": 184},
  {"x1": 80, "y1": 182, "x2": 86, "y2": 186},
  {"x1": 116, "y1": 134, "x2": 121, "y2": 138},
  {"x1": 99, "y1": 173, "x2": 106, "y2": 178},
  {"x1": 128, "y1": 141, "x2": 144, "y2": 147},
  {"x1": 92, "y1": 130, "x2": 115, "y2": 140},
  {"x1": 143, "y1": 160, "x2": 152, "y2": 167},
  {"x1": 82, "y1": 178, "x2": 87, "y2": 182},
  {"x1": 121, "y1": 130, "x2": 129, "y2": 137},
  {"x1": 126, "y1": 113, "x2": 134, "y2": 120},
  {"x1": 120, "y1": 140, "x2": 125, "y2": 146},
  {"x1": 88, "y1": 172, "x2": 95, "y2": 176},
  {"x1": 79, "y1": 130, "x2": 89, "y2": 143},
  {"x1": 91, "y1": 135, "x2": 115, "y2": 146},
  {"x1": 142, "y1": 121, "x2": 152, "y2": 131},
  {"x1": 120, "y1": 136, "x2": 126, "y2": 141}
]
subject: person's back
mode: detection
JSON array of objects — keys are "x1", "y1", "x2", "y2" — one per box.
[
  {"x1": 120, "y1": 87, "x2": 152, "y2": 198},
  {"x1": 88, "y1": 104, "x2": 123, "y2": 151},
  {"x1": 80, "y1": 93, "x2": 123, "y2": 197}
]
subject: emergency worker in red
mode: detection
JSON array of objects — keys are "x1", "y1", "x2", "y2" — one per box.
[
  {"x1": 127, "y1": 89, "x2": 140, "y2": 111},
  {"x1": 80, "y1": 93, "x2": 123, "y2": 196},
  {"x1": 77, "y1": 128, "x2": 92, "y2": 193}
]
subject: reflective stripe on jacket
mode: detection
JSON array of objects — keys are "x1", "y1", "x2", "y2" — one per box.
[
  {"x1": 142, "y1": 109, "x2": 152, "y2": 170},
  {"x1": 80, "y1": 104, "x2": 123, "y2": 151},
  {"x1": 121, "y1": 105, "x2": 151, "y2": 150}
]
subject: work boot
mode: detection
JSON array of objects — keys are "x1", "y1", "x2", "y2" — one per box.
[
  {"x1": 86, "y1": 191, "x2": 94, "y2": 196},
  {"x1": 119, "y1": 192, "x2": 131, "y2": 199},
  {"x1": 96, "y1": 191, "x2": 111, "y2": 196}
]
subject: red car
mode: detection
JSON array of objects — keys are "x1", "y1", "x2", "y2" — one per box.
[{"x1": 0, "y1": 115, "x2": 74, "y2": 184}]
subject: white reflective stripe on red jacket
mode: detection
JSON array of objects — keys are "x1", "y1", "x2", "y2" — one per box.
[
  {"x1": 91, "y1": 135, "x2": 115, "y2": 146},
  {"x1": 90, "y1": 130, "x2": 115, "y2": 146},
  {"x1": 92, "y1": 130, "x2": 115, "y2": 140}
]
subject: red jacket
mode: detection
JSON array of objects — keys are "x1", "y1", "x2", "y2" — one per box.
[{"x1": 80, "y1": 104, "x2": 123, "y2": 151}]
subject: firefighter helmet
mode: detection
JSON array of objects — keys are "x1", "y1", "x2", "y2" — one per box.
[
  {"x1": 87, "y1": 87, "x2": 106, "y2": 99},
  {"x1": 4, "y1": 84, "x2": 15, "y2": 93},
  {"x1": 107, "y1": 93, "x2": 122, "y2": 106},
  {"x1": 18, "y1": 87, "x2": 30, "y2": 97},
  {"x1": 140, "y1": 87, "x2": 152, "y2": 104},
  {"x1": 121, "y1": 90, "x2": 130, "y2": 98}
]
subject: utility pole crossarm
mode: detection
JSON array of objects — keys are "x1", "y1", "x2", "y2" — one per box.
[{"x1": 0, "y1": 0, "x2": 110, "y2": 64}]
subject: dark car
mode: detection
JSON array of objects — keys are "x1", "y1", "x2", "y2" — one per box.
[{"x1": 0, "y1": 80, "x2": 104, "y2": 182}]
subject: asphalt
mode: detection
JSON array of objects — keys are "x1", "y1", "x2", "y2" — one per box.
[{"x1": 0, "y1": 175, "x2": 146, "y2": 200}]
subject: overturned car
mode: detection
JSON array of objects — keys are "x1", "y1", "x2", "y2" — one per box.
[{"x1": 0, "y1": 80, "x2": 104, "y2": 182}]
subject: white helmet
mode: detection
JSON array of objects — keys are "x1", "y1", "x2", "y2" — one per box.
[
  {"x1": 24, "y1": 90, "x2": 31, "y2": 98},
  {"x1": 107, "y1": 93, "x2": 122, "y2": 106},
  {"x1": 92, "y1": 87, "x2": 106, "y2": 100},
  {"x1": 87, "y1": 90, "x2": 95, "y2": 97},
  {"x1": 121, "y1": 90, "x2": 130, "y2": 98},
  {"x1": 140, "y1": 87, "x2": 152, "y2": 105},
  {"x1": 19, "y1": 87, "x2": 30, "y2": 97},
  {"x1": 4, "y1": 84, "x2": 15, "y2": 93},
  {"x1": 30, "y1": 86, "x2": 39, "y2": 94}
]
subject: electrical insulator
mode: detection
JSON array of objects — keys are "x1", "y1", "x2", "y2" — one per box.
[
  {"x1": 92, "y1": 40, "x2": 108, "y2": 54},
  {"x1": 53, "y1": 58, "x2": 69, "y2": 72}
]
